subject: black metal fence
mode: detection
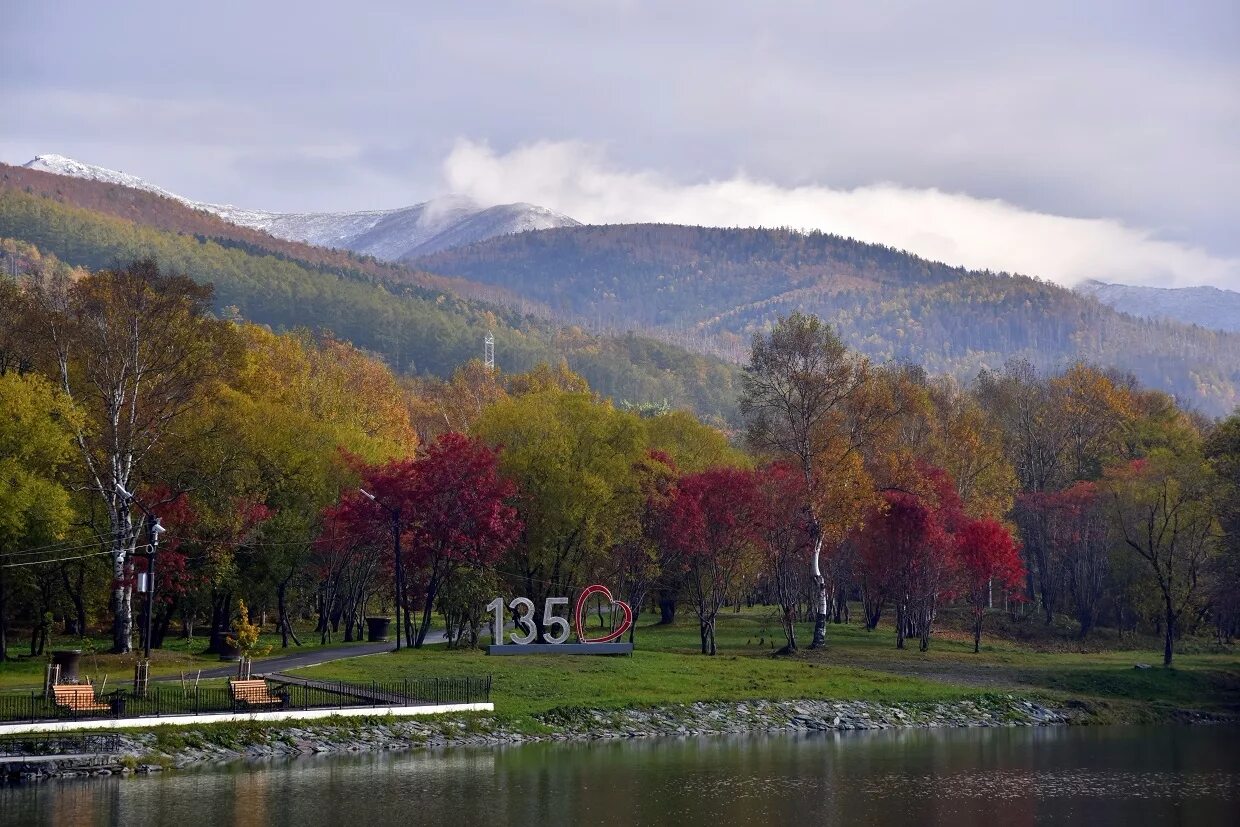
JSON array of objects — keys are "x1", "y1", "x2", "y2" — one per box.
[{"x1": 0, "y1": 676, "x2": 491, "y2": 725}]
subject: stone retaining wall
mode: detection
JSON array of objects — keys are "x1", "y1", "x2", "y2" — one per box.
[{"x1": 3, "y1": 695, "x2": 1075, "y2": 779}]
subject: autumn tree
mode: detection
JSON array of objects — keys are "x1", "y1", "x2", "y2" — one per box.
[
  {"x1": 402, "y1": 433, "x2": 520, "y2": 647},
  {"x1": 30, "y1": 260, "x2": 241, "y2": 652},
  {"x1": 662, "y1": 467, "x2": 764, "y2": 655},
  {"x1": 741, "y1": 313, "x2": 903, "y2": 649},
  {"x1": 1018, "y1": 482, "x2": 1111, "y2": 637},
  {"x1": 609, "y1": 450, "x2": 679, "y2": 641},
  {"x1": 0, "y1": 372, "x2": 82, "y2": 660},
  {"x1": 857, "y1": 466, "x2": 962, "y2": 651},
  {"x1": 406, "y1": 359, "x2": 507, "y2": 445},
  {"x1": 1204, "y1": 415, "x2": 1240, "y2": 641},
  {"x1": 957, "y1": 516, "x2": 1024, "y2": 652},
  {"x1": 1103, "y1": 448, "x2": 1220, "y2": 666},
  {"x1": 755, "y1": 461, "x2": 813, "y2": 651},
  {"x1": 473, "y1": 388, "x2": 646, "y2": 637}
]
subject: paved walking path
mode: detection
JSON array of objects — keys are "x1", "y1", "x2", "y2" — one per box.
[
  {"x1": 155, "y1": 630, "x2": 450, "y2": 682},
  {"x1": 4, "y1": 633, "x2": 449, "y2": 692}
]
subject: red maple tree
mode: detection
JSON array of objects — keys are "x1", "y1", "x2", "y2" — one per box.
[
  {"x1": 661, "y1": 467, "x2": 764, "y2": 655},
  {"x1": 956, "y1": 516, "x2": 1024, "y2": 652}
]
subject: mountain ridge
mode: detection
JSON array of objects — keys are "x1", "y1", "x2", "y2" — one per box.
[
  {"x1": 411, "y1": 224, "x2": 1240, "y2": 416},
  {"x1": 21, "y1": 154, "x2": 580, "y2": 260},
  {"x1": 1076, "y1": 279, "x2": 1240, "y2": 333},
  {"x1": 9, "y1": 157, "x2": 1239, "y2": 416}
]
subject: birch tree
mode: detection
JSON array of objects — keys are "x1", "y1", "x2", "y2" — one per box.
[
  {"x1": 740, "y1": 313, "x2": 904, "y2": 649},
  {"x1": 33, "y1": 260, "x2": 238, "y2": 652}
]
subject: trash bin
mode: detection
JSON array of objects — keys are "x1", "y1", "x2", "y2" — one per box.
[
  {"x1": 110, "y1": 693, "x2": 127, "y2": 717},
  {"x1": 217, "y1": 637, "x2": 241, "y2": 662},
  {"x1": 366, "y1": 617, "x2": 392, "y2": 642},
  {"x1": 51, "y1": 649, "x2": 82, "y2": 683}
]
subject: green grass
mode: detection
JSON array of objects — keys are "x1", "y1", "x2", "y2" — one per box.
[
  {"x1": 291, "y1": 608, "x2": 1240, "y2": 729},
  {"x1": 5, "y1": 608, "x2": 1237, "y2": 727}
]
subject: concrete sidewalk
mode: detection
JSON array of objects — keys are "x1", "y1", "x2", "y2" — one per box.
[{"x1": 155, "y1": 630, "x2": 449, "y2": 681}]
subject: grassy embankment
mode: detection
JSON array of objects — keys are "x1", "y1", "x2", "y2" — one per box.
[
  {"x1": 4, "y1": 608, "x2": 1236, "y2": 731},
  {"x1": 289, "y1": 608, "x2": 1240, "y2": 728}
]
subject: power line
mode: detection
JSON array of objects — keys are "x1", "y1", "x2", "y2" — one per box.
[
  {"x1": 0, "y1": 536, "x2": 129, "y2": 561},
  {"x1": 1, "y1": 528, "x2": 127, "y2": 558},
  {"x1": 0, "y1": 544, "x2": 155, "y2": 570}
]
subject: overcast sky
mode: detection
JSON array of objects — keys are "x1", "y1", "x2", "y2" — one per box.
[{"x1": 3, "y1": 1, "x2": 1237, "y2": 289}]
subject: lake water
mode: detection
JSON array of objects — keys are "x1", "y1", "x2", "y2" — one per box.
[{"x1": 3, "y1": 725, "x2": 1238, "y2": 826}]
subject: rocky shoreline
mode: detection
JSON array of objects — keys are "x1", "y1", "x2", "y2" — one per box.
[{"x1": 6, "y1": 695, "x2": 1087, "y2": 782}]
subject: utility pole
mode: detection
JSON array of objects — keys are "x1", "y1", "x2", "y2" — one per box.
[
  {"x1": 142, "y1": 512, "x2": 164, "y2": 660},
  {"x1": 361, "y1": 489, "x2": 404, "y2": 651}
]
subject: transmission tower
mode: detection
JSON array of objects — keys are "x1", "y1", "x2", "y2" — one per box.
[{"x1": 484, "y1": 332, "x2": 495, "y2": 370}]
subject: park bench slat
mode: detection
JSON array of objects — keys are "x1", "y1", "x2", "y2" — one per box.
[
  {"x1": 229, "y1": 679, "x2": 284, "y2": 707},
  {"x1": 51, "y1": 684, "x2": 110, "y2": 713}
]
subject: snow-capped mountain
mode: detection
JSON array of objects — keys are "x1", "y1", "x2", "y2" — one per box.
[
  {"x1": 1076, "y1": 279, "x2": 1240, "y2": 333},
  {"x1": 22, "y1": 154, "x2": 579, "y2": 259}
]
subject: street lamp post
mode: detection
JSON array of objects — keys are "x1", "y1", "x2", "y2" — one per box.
[
  {"x1": 360, "y1": 489, "x2": 404, "y2": 651},
  {"x1": 141, "y1": 512, "x2": 165, "y2": 660}
]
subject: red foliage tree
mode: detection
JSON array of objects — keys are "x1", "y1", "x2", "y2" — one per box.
[
  {"x1": 662, "y1": 467, "x2": 764, "y2": 655},
  {"x1": 856, "y1": 464, "x2": 962, "y2": 651},
  {"x1": 1017, "y1": 482, "x2": 1109, "y2": 637},
  {"x1": 755, "y1": 461, "x2": 813, "y2": 651},
  {"x1": 956, "y1": 516, "x2": 1024, "y2": 652},
  {"x1": 404, "y1": 432, "x2": 521, "y2": 647},
  {"x1": 325, "y1": 433, "x2": 521, "y2": 648}
]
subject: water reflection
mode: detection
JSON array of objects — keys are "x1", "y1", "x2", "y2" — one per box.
[{"x1": 3, "y1": 726, "x2": 1237, "y2": 826}]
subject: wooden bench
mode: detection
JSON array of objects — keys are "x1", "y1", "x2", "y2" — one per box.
[
  {"x1": 230, "y1": 679, "x2": 285, "y2": 709},
  {"x1": 51, "y1": 684, "x2": 110, "y2": 713}
]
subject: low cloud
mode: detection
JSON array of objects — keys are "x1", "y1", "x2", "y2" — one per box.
[{"x1": 444, "y1": 139, "x2": 1240, "y2": 291}]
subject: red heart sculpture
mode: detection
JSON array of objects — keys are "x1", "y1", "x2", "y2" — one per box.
[{"x1": 573, "y1": 584, "x2": 633, "y2": 643}]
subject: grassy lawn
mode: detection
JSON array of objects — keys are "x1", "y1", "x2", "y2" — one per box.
[
  {"x1": 5, "y1": 608, "x2": 1236, "y2": 725},
  {"x1": 292, "y1": 607, "x2": 1240, "y2": 726}
]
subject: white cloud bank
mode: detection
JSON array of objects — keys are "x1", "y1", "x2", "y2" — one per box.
[{"x1": 443, "y1": 139, "x2": 1240, "y2": 292}]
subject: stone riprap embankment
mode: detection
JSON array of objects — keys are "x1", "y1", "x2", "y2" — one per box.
[{"x1": 6, "y1": 695, "x2": 1075, "y2": 781}]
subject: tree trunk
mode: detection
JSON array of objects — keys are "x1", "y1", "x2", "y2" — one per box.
[
  {"x1": 809, "y1": 533, "x2": 828, "y2": 648},
  {"x1": 780, "y1": 605, "x2": 798, "y2": 652},
  {"x1": 206, "y1": 591, "x2": 232, "y2": 654},
  {"x1": 110, "y1": 504, "x2": 134, "y2": 653},
  {"x1": 1163, "y1": 597, "x2": 1176, "y2": 667},
  {"x1": 111, "y1": 549, "x2": 132, "y2": 653},
  {"x1": 658, "y1": 591, "x2": 677, "y2": 625},
  {"x1": 276, "y1": 575, "x2": 301, "y2": 648},
  {"x1": 60, "y1": 564, "x2": 88, "y2": 636},
  {"x1": 414, "y1": 580, "x2": 440, "y2": 648},
  {"x1": 973, "y1": 612, "x2": 982, "y2": 653},
  {"x1": 0, "y1": 564, "x2": 8, "y2": 662},
  {"x1": 152, "y1": 598, "x2": 177, "y2": 649}
]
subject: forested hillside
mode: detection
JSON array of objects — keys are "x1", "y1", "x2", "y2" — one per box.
[
  {"x1": 0, "y1": 189, "x2": 741, "y2": 422},
  {"x1": 0, "y1": 162, "x2": 533, "y2": 310},
  {"x1": 412, "y1": 225, "x2": 1240, "y2": 416}
]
